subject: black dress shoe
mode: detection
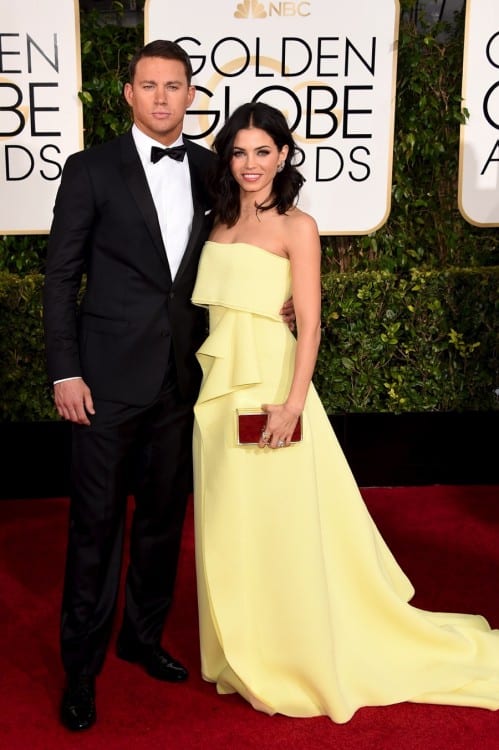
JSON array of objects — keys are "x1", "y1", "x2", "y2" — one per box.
[
  {"x1": 60, "y1": 675, "x2": 96, "y2": 731},
  {"x1": 116, "y1": 641, "x2": 188, "y2": 682}
]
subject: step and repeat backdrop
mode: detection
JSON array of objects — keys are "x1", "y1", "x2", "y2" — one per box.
[
  {"x1": 459, "y1": 0, "x2": 499, "y2": 227},
  {"x1": 1, "y1": 1, "x2": 83, "y2": 234},
  {"x1": 1, "y1": 0, "x2": 498, "y2": 234},
  {"x1": 146, "y1": 0, "x2": 399, "y2": 235}
]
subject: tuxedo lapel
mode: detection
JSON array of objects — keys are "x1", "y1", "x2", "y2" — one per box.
[
  {"x1": 118, "y1": 132, "x2": 212, "y2": 286},
  {"x1": 119, "y1": 132, "x2": 173, "y2": 281},
  {"x1": 174, "y1": 140, "x2": 212, "y2": 282}
]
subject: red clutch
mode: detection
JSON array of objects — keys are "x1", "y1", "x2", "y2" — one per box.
[{"x1": 236, "y1": 410, "x2": 302, "y2": 445}]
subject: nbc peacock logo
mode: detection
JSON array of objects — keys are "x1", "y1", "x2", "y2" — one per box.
[
  {"x1": 234, "y1": 0, "x2": 267, "y2": 18},
  {"x1": 233, "y1": 0, "x2": 312, "y2": 19}
]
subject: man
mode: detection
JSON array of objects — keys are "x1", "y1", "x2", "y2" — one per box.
[{"x1": 43, "y1": 39, "x2": 216, "y2": 732}]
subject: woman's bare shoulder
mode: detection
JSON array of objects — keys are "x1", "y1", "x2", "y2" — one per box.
[{"x1": 283, "y1": 206, "x2": 320, "y2": 241}]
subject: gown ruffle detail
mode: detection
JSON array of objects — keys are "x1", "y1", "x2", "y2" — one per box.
[{"x1": 192, "y1": 241, "x2": 499, "y2": 723}]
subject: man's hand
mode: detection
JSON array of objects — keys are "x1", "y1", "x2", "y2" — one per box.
[
  {"x1": 54, "y1": 378, "x2": 95, "y2": 425},
  {"x1": 280, "y1": 296, "x2": 295, "y2": 331}
]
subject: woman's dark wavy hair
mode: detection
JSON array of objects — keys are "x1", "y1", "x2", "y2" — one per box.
[{"x1": 210, "y1": 102, "x2": 305, "y2": 227}]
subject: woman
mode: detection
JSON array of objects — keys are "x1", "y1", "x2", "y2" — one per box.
[{"x1": 191, "y1": 102, "x2": 499, "y2": 723}]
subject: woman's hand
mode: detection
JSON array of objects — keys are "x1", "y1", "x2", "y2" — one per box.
[{"x1": 258, "y1": 402, "x2": 301, "y2": 449}]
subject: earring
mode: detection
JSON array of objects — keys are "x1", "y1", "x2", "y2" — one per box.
[{"x1": 277, "y1": 162, "x2": 285, "y2": 173}]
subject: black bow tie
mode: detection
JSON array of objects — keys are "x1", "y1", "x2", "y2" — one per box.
[{"x1": 150, "y1": 144, "x2": 187, "y2": 163}]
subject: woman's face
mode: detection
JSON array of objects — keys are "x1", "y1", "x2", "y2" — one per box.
[{"x1": 229, "y1": 126, "x2": 288, "y2": 200}]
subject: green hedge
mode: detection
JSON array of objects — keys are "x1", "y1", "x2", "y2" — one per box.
[
  {"x1": 316, "y1": 266, "x2": 499, "y2": 413},
  {"x1": 0, "y1": 273, "x2": 54, "y2": 421},
  {"x1": 1, "y1": 267, "x2": 497, "y2": 422}
]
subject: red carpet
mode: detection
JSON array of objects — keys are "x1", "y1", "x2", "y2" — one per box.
[{"x1": 1, "y1": 485, "x2": 498, "y2": 749}]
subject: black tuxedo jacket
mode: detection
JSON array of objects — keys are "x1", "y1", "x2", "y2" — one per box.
[{"x1": 43, "y1": 131, "x2": 216, "y2": 406}]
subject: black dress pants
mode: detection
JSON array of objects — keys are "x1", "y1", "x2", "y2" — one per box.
[{"x1": 60, "y1": 375, "x2": 194, "y2": 677}]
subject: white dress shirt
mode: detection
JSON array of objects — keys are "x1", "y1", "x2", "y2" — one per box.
[{"x1": 132, "y1": 123, "x2": 194, "y2": 280}]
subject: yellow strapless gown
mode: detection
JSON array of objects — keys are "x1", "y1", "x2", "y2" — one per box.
[{"x1": 191, "y1": 241, "x2": 499, "y2": 723}]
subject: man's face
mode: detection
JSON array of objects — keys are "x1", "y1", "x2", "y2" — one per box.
[{"x1": 124, "y1": 56, "x2": 195, "y2": 145}]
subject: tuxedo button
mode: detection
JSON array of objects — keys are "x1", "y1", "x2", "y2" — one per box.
[
  {"x1": 160, "y1": 330, "x2": 169, "y2": 337},
  {"x1": 169, "y1": 292, "x2": 175, "y2": 299}
]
